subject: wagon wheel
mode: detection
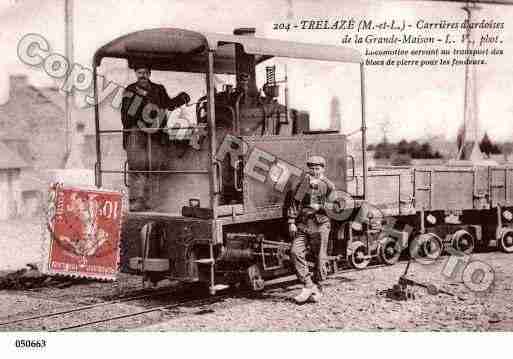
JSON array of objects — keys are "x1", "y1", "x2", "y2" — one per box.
[
  {"x1": 499, "y1": 229, "x2": 513, "y2": 253},
  {"x1": 421, "y1": 234, "x2": 443, "y2": 260},
  {"x1": 378, "y1": 237, "x2": 401, "y2": 265},
  {"x1": 348, "y1": 241, "x2": 370, "y2": 269},
  {"x1": 410, "y1": 233, "x2": 442, "y2": 263},
  {"x1": 452, "y1": 230, "x2": 475, "y2": 254}
]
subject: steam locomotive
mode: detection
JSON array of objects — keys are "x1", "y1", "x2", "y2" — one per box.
[{"x1": 91, "y1": 27, "x2": 513, "y2": 294}]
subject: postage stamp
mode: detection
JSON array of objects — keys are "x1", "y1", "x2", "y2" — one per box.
[{"x1": 41, "y1": 184, "x2": 124, "y2": 280}]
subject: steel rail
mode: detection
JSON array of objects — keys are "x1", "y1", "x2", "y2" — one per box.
[
  {"x1": 53, "y1": 293, "x2": 232, "y2": 331},
  {"x1": 0, "y1": 287, "x2": 176, "y2": 327},
  {"x1": 52, "y1": 265, "x2": 392, "y2": 331},
  {"x1": 3, "y1": 263, "x2": 407, "y2": 331}
]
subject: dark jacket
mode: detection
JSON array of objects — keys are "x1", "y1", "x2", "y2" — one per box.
[
  {"x1": 120, "y1": 81, "x2": 187, "y2": 149},
  {"x1": 286, "y1": 174, "x2": 335, "y2": 225}
]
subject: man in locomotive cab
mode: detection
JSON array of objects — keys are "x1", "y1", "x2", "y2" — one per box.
[
  {"x1": 121, "y1": 61, "x2": 191, "y2": 211},
  {"x1": 261, "y1": 82, "x2": 277, "y2": 105},
  {"x1": 287, "y1": 155, "x2": 335, "y2": 304},
  {"x1": 233, "y1": 72, "x2": 257, "y2": 106},
  {"x1": 260, "y1": 81, "x2": 286, "y2": 135},
  {"x1": 234, "y1": 71, "x2": 282, "y2": 136}
]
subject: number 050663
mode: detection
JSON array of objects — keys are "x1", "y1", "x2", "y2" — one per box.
[{"x1": 14, "y1": 339, "x2": 46, "y2": 349}]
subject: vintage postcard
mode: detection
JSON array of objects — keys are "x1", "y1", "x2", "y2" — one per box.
[{"x1": 0, "y1": 0, "x2": 512, "y2": 356}]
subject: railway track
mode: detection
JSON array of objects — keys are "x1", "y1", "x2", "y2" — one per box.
[
  {"x1": 0, "y1": 265, "x2": 386, "y2": 331},
  {"x1": 54, "y1": 293, "x2": 232, "y2": 331},
  {"x1": 0, "y1": 285, "x2": 181, "y2": 328},
  {"x1": 4, "y1": 242, "x2": 497, "y2": 331}
]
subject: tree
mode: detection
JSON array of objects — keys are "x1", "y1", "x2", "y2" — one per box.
[
  {"x1": 374, "y1": 141, "x2": 393, "y2": 159},
  {"x1": 397, "y1": 139, "x2": 409, "y2": 154},
  {"x1": 480, "y1": 132, "x2": 501, "y2": 157},
  {"x1": 420, "y1": 143, "x2": 432, "y2": 158},
  {"x1": 408, "y1": 141, "x2": 421, "y2": 158},
  {"x1": 372, "y1": 139, "x2": 443, "y2": 160}
]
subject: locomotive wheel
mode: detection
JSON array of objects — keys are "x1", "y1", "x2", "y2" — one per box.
[
  {"x1": 378, "y1": 237, "x2": 401, "y2": 265},
  {"x1": 245, "y1": 264, "x2": 265, "y2": 291},
  {"x1": 499, "y1": 229, "x2": 513, "y2": 253},
  {"x1": 452, "y1": 230, "x2": 475, "y2": 254},
  {"x1": 348, "y1": 241, "x2": 370, "y2": 269}
]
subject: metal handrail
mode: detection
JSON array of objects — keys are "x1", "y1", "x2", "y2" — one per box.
[
  {"x1": 234, "y1": 160, "x2": 242, "y2": 192},
  {"x1": 98, "y1": 126, "x2": 205, "y2": 134},
  {"x1": 123, "y1": 161, "x2": 129, "y2": 187},
  {"x1": 105, "y1": 169, "x2": 209, "y2": 174},
  {"x1": 213, "y1": 161, "x2": 223, "y2": 194}
]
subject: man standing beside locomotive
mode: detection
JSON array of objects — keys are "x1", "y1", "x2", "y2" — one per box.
[
  {"x1": 121, "y1": 62, "x2": 190, "y2": 211},
  {"x1": 287, "y1": 155, "x2": 335, "y2": 304}
]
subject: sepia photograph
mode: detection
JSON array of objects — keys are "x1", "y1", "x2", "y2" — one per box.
[{"x1": 0, "y1": 0, "x2": 513, "y2": 355}]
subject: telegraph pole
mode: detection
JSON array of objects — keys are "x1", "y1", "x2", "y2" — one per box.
[
  {"x1": 397, "y1": 0, "x2": 513, "y2": 161},
  {"x1": 64, "y1": 0, "x2": 73, "y2": 157},
  {"x1": 457, "y1": 1, "x2": 483, "y2": 160}
]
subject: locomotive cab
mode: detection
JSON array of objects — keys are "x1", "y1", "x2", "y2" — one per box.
[{"x1": 92, "y1": 28, "x2": 368, "y2": 292}]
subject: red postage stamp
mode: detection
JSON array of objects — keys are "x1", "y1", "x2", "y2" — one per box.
[{"x1": 43, "y1": 184, "x2": 124, "y2": 280}]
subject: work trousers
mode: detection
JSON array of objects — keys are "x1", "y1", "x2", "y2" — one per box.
[
  {"x1": 291, "y1": 219, "x2": 330, "y2": 287},
  {"x1": 126, "y1": 131, "x2": 164, "y2": 203}
]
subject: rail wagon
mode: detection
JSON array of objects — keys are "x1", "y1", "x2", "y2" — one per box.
[{"x1": 347, "y1": 164, "x2": 513, "y2": 268}]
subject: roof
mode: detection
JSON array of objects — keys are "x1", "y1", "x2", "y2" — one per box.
[
  {"x1": 35, "y1": 87, "x2": 64, "y2": 112},
  {"x1": 93, "y1": 28, "x2": 362, "y2": 73},
  {"x1": 0, "y1": 141, "x2": 29, "y2": 169}
]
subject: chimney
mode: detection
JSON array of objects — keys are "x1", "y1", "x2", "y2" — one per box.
[
  {"x1": 7, "y1": 75, "x2": 30, "y2": 101},
  {"x1": 10, "y1": 74, "x2": 28, "y2": 88}
]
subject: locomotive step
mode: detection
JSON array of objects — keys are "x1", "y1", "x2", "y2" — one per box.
[
  {"x1": 211, "y1": 284, "x2": 230, "y2": 291},
  {"x1": 128, "y1": 257, "x2": 170, "y2": 272}
]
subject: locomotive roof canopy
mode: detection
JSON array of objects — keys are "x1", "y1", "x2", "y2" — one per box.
[{"x1": 93, "y1": 28, "x2": 363, "y2": 73}]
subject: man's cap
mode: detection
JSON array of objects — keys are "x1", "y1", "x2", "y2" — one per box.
[{"x1": 307, "y1": 155, "x2": 326, "y2": 167}]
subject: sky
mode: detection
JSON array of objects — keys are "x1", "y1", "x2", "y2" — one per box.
[{"x1": 1, "y1": 0, "x2": 513, "y2": 143}]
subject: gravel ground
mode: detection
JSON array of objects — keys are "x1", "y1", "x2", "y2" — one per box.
[
  {"x1": 140, "y1": 252, "x2": 513, "y2": 331},
  {"x1": 6, "y1": 254, "x2": 508, "y2": 332},
  {"x1": 1, "y1": 216, "x2": 512, "y2": 332}
]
